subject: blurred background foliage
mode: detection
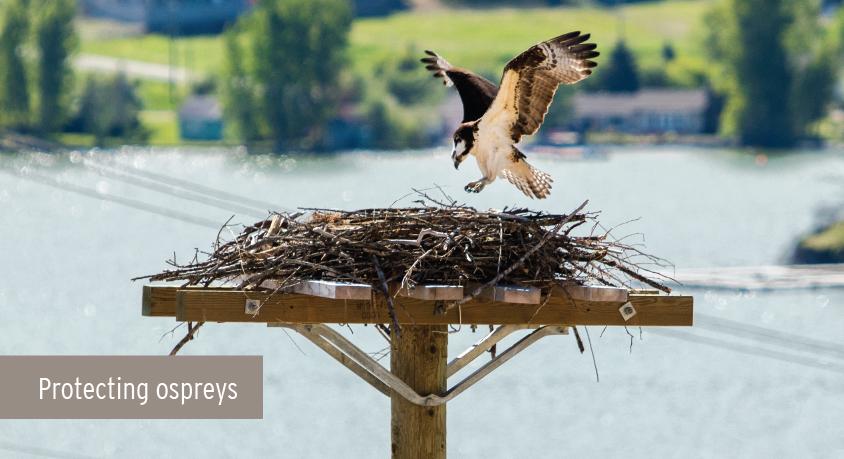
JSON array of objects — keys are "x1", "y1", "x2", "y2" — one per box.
[{"x1": 0, "y1": 0, "x2": 843, "y2": 149}]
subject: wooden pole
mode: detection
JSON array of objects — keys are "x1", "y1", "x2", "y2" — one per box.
[{"x1": 391, "y1": 325, "x2": 447, "y2": 459}]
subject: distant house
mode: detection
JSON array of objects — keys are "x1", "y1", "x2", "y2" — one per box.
[
  {"x1": 80, "y1": 0, "x2": 252, "y2": 35},
  {"x1": 179, "y1": 95, "x2": 223, "y2": 141},
  {"x1": 570, "y1": 89, "x2": 708, "y2": 134}
]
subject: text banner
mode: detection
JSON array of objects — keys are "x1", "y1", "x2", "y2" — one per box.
[{"x1": 0, "y1": 356, "x2": 262, "y2": 419}]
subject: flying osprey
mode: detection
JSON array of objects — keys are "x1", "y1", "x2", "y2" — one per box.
[{"x1": 422, "y1": 32, "x2": 599, "y2": 199}]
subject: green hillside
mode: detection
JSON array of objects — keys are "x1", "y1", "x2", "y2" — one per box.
[
  {"x1": 80, "y1": 0, "x2": 709, "y2": 77},
  {"x1": 350, "y1": 1, "x2": 707, "y2": 75}
]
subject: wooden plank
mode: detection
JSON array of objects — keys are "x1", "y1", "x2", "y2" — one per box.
[
  {"x1": 398, "y1": 284, "x2": 464, "y2": 301},
  {"x1": 171, "y1": 288, "x2": 692, "y2": 326},
  {"x1": 142, "y1": 285, "x2": 178, "y2": 317},
  {"x1": 477, "y1": 285, "x2": 541, "y2": 304},
  {"x1": 289, "y1": 280, "x2": 372, "y2": 300},
  {"x1": 143, "y1": 286, "x2": 238, "y2": 317}
]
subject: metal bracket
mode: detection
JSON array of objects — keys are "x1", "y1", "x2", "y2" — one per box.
[{"x1": 269, "y1": 323, "x2": 568, "y2": 406}]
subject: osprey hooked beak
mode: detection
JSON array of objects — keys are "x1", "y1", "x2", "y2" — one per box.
[{"x1": 452, "y1": 139, "x2": 467, "y2": 169}]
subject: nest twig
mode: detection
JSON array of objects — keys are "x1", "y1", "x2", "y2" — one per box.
[{"x1": 137, "y1": 195, "x2": 674, "y2": 295}]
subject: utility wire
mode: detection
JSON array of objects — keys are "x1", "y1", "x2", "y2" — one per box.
[
  {"x1": 695, "y1": 313, "x2": 844, "y2": 361},
  {"x1": 0, "y1": 440, "x2": 98, "y2": 459},
  {"x1": 649, "y1": 328, "x2": 844, "y2": 375},
  {"x1": 96, "y1": 158, "x2": 283, "y2": 211},
  {"x1": 81, "y1": 159, "x2": 267, "y2": 219},
  {"x1": 4, "y1": 168, "x2": 221, "y2": 230}
]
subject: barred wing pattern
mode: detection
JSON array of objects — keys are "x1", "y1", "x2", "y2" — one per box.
[{"x1": 490, "y1": 31, "x2": 599, "y2": 143}]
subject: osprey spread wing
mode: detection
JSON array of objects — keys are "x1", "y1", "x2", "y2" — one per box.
[{"x1": 422, "y1": 31, "x2": 598, "y2": 199}]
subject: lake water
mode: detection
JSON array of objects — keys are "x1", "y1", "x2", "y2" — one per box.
[{"x1": 1, "y1": 146, "x2": 843, "y2": 458}]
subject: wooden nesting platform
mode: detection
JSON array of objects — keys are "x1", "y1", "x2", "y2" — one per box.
[
  {"x1": 142, "y1": 281, "x2": 693, "y2": 326},
  {"x1": 141, "y1": 280, "x2": 692, "y2": 459}
]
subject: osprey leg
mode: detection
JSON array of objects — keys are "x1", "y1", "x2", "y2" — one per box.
[{"x1": 464, "y1": 178, "x2": 489, "y2": 193}]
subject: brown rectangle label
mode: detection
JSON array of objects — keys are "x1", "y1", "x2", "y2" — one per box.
[{"x1": 0, "y1": 356, "x2": 262, "y2": 419}]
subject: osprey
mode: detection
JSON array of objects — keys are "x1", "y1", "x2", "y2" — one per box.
[{"x1": 422, "y1": 32, "x2": 599, "y2": 199}]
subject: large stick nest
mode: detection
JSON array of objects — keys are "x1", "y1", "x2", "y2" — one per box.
[{"x1": 140, "y1": 197, "x2": 673, "y2": 295}]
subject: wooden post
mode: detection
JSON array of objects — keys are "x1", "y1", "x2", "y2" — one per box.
[{"x1": 391, "y1": 325, "x2": 447, "y2": 459}]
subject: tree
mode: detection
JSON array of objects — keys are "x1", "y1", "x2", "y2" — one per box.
[
  {"x1": 731, "y1": 0, "x2": 794, "y2": 147},
  {"x1": 107, "y1": 73, "x2": 148, "y2": 143},
  {"x1": 356, "y1": 46, "x2": 442, "y2": 149},
  {"x1": 705, "y1": 0, "x2": 836, "y2": 147},
  {"x1": 33, "y1": 0, "x2": 76, "y2": 134},
  {"x1": 70, "y1": 74, "x2": 148, "y2": 146},
  {"x1": 366, "y1": 99, "x2": 396, "y2": 149},
  {"x1": 0, "y1": 0, "x2": 31, "y2": 129},
  {"x1": 791, "y1": 43, "x2": 838, "y2": 137},
  {"x1": 383, "y1": 45, "x2": 436, "y2": 106},
  {"x1": 363, "y1": 97, "x2": 431, "y2": 149},
  {"x1": 221, "y1": 29, "x2": 260, "y2": 142},
  {"x1": 661, "y1": 42, "x2": 676, "y2": 63},
  {"x1": 598, "y1": 40, "x2": 639, "y2": 93},
  {"x1": 249, "y1": 0, "x2": 352, "y2": 148}
]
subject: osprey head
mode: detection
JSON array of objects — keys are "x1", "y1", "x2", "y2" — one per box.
[{"x1": 451, "y1": 121, "x2": 478, "y2": 169}]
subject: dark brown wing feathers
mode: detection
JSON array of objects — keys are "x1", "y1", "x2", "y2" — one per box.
[
  {"x1": 448, "y1": 71, "x2": 498, "y2": 122},
  {"x1": 421, "y1": 50, "x2": 498, "y2": 122},
  {"x1": 504, "y1": 31, "x2": 599, "y2": 142}
]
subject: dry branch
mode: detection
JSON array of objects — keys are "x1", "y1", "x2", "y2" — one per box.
[{"x1": 137, "y1": 195, "x2": 673, "y2": 296}]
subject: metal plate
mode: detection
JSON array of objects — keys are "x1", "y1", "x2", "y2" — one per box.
[{"x1": 399, "y1": 284, "x2": 464, "y2": 301}]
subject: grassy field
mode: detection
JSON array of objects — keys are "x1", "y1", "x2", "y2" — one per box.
[
  {"x1": 80, "y1": 1, "x2": 709, "y2": 76},
  {"x1": 139, "y1": 110, "x2": 180, "y2": 145},
  {"x1": 58, "y1": 111, "x2": 203, "y2": 147},
  {"x1": 76, "y1": 0, "x2": 710, "y2": 145},
  {"x1": 80, "y1": 34, "x2": 224, "y2": 75},
  {"x1": 349, "y1": 1, "x2": 708, "y2": 75},
  {"x1": 135, "y1": 79, "x2": 186, "y2": 111}
]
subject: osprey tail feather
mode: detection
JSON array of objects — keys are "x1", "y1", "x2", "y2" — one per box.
[{"x1": 501, "y1": 159, "x2": 553, "y2": 199}]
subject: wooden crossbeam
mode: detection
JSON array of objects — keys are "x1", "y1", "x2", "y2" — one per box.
[{"x1": 142, "y1": 285, "x2": 692, "y2": 326}]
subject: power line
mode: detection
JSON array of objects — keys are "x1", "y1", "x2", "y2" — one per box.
[
  {"x1": 98, "y1": 158, "x2": 283, "y2": 212},
  {"x1": 80, "y1": 159, "x2": 268, "y2": 219},
  {"x1": 0, "y1": 440, "x2": 98, "y2": 459},
  {"x1": 4, "y1": 168, "x2": 222, "y2": 230},
  {"x1": 695, "y1": 313, "x2": 844, "y2": 361},
  {"x1": 649, "y1": 328, "x2": 844, "y2": 375}
]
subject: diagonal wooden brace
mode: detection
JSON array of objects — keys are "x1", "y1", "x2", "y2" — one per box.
[
  {"x1": 446, "y1": 324, "x2": 534, "y2": 377},
  {"x1": 269, "y1": 323, "x2": 568, "y2": 406}
]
